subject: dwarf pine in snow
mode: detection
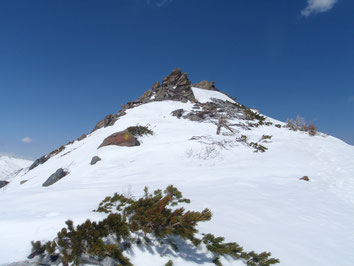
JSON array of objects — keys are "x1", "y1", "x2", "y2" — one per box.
[{"x1": 30, "y1": 186, "x2": 279, "y2": 266}]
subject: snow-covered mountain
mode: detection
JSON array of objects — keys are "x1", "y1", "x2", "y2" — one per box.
[
  {"x1": 1, "y1": 69, "x2": 354, "y2": 266},
  {"x1": 0, "y1": 155, "x2": 32, "y2": 181}
]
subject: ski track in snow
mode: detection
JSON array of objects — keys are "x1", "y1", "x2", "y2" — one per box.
[{"x1": 1, "y1": 89, "x2": 354, "y2": 265}]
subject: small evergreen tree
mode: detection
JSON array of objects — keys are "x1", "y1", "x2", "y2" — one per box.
[{"x1": 30, "y1": 186, "x2": 279, "y2": 266}]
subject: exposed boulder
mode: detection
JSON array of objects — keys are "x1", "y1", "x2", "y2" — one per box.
[
  {"x1": 48, "y1": 145, "x2": 65, "y2": 157},
  {"x1": 28, "y1": 155, "x2": 49, "y2": 171},
  {"x1": 20, "y1": 180, "x2": 28, "y2": 185},
  {"x1": 193, "y1": 80, "x2": 218, "y2": 91},
  {"x1": 90, "y1": 156, "x2": 102, "y2": 165},
  {"x1": 77, "y1": 134, "x2": 87, "y2": 141},
  {"x1": 183, "y1": 110, "x2": 216, "y2": 122},
  {"x1": 171, "y1": 109, "x2": 185, "y2": 119},
  {"x1": 98, "y1": 130, "x2": 140, "y2": 149},
  {"x1": 103, "y1": 114, "x2": 115, "y2": 128},
  {"x1": 42, "y1": 168, "x2": 69, "y2": 187},
  {"x1": 300, "y1": 176, "x2": 310, "y2": 181},
  {"x1": 0, "y1": 180, "x2": 9, "y2": 189}
]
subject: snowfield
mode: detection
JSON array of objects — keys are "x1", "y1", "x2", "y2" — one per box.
[{"x1": 1, "y1": 88, "x2": 354, "y2": 265}]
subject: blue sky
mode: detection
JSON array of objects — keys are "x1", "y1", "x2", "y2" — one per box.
[{"x1": 0, "y1": 0, "x2": 353, "y2": 159}]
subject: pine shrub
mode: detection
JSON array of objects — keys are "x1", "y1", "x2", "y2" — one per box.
[
  {"x1": 126, "y1": 125, "x2": 153, "y2": 137},
  {"x1": 165, "y1": 260, "x2": 174, "y2": 266},
  {"x1": 30, "y1": 186, "x2": 279, "y2": 266},
  {"x1": 236, "y1": 135, "x2": 248, "y2": 143},
  {"x1": 249, "y1": 142, "x2": 268, "y2": 153},
  {"x1": 260, "y1": 135, "x2": 272, "y2": 142},
  {"x1": 202, "y1": 234, "x2": 279, "y2": 266},
  {"x1": 243, "y1": 108, "x2": 266, "y2": 125}
]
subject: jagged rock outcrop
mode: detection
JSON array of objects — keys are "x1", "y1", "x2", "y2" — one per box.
[
  {"x1": 90, "y1": 156, "x2": 101, "y2": 165},
  {"x1": 0, "y1": 180, "x2": 9, "y2": 189},
  {"x1": 153, "y1": 68, "x2": 195, "y2": 103},
  {"x1": 98, "y1": 130, "x2": 140, "y2": 149},
  {"x1": 90, "y1": 68, "x2": 196, "y2": 133},
  {"x1": 92, "y1": 114, "x2": 119, "y2": 132},
  {"x1": 91, "y1": 68, "x2": 197, "y2": 133},
  {"x1": 123, "y1": 68, "x2": 195, "y2": 105},
  {"x1": 42, "y1": 168, "x2": 69, "y2": 187},
  {"x1": 193, "y1": 80, "x2": 218, "y2": 91},
  {"x1": 152, "y1": 81, "x2": 160, "y2": 91}
]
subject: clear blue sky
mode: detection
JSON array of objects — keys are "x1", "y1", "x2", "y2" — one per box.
[{"x1": 0, "y1": 0, "x2": 353, "y2": 159}]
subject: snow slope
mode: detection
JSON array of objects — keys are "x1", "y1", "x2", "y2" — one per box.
[
  {"x1": 1, "y1": 89, "x2": 354, "y2": 265},
  {"x1": 0, "y1": 156, "x2": 32, "y2": 180},
  {"x1": 191, "y1": 87, "x2": 235, "y2": 103}
]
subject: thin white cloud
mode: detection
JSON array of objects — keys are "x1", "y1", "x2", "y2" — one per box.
[
  {"x1": 349, "y1": 96, "x2": 354, "y2": 103},
  {"x1": 301, "y1": 0, "x2": 338, "y2": 16},
  {"x1": 146, "y1": 0, "x2": 172, "y2": 7},
  {"x1": 21, "y1": 137, "x2": 33, "y2": 144},
  {"x1": 156, "y1": 0, "x2": 172, "y2": 7}
]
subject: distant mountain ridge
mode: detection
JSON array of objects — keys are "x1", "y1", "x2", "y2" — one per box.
[{"x1": 0, "y1": 155, "x2": 32, "y2": 181}]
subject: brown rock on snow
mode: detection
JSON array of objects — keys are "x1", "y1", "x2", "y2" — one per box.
[
  {"x1": 77, "y1": 134, "x2": 87, "y2": 141},
  {"x1": 193, "y1": 80, "x2": 218, "y2": 91},
  {"x1": 300, "y1": 176, "x2": 310, "y2": 181},
  {"x1": 98, "y1": 130, "x2": 140, "y2": 149}
]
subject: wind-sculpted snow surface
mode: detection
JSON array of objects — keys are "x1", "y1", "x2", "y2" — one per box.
[
  {"x1": 191, "y1": 87, "x2": 235, "y2": 104},
  {"x1": 1, "y1": 97, "x2": 354, "y2": 265}
]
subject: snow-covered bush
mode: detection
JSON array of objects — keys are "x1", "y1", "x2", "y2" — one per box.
[
  {"x1": 29, "y1": 186, "x2": 279, "y2": 266},
  {"x1": 285, "y1": 116, "x2": 318, "y2": 136},
  {"x1": 186, "y1": 145, "x2": 220, "y2": 160},
  {"x1": 259, "y1": 135, "x2": 272, "y2": 143}
]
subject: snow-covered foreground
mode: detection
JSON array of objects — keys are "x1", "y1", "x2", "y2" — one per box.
[
  {"x1": 0, "y1": 156, "x2": 32, "y2": 180},
  {"x1": 1, "y1": 89, "x2": 354, "y2": 265}
]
